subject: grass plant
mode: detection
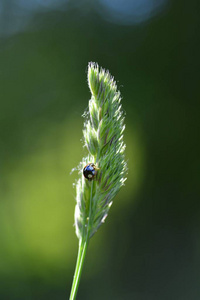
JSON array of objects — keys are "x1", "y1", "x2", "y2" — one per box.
[{"x1": 69, "y1": 62, "x2": 127, "y2": 300}]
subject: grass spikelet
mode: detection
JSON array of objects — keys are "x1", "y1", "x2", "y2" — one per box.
[
  {"x1": 75, "y1": 62, "x2": 127, "y2": 238},
  {"x1": 69, "y1": 62, "x2": 127, "y2": 300}
]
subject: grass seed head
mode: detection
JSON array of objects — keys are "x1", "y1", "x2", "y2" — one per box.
[{"x1": 74, "y1": 62, "x2": 127, "y2": 239}]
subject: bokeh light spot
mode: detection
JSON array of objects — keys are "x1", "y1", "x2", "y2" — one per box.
[{"x1": 97, "y1": 0, "x2": 168, "y2": 25}]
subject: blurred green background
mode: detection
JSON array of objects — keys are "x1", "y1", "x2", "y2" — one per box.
[{"x1": 0, "y1": 0, "x2": 200, "y2": 299}]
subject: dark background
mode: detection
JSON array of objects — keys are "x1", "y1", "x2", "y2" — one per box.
[{"x1": 0, "y1": 0, "x2": 200, "y2": 299}]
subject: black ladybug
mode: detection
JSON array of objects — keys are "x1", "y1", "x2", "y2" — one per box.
[{"x1": 83, "y1": 163, "x2": 98, "y2": 180}]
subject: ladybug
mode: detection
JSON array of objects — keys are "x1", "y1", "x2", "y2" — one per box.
[{"x1": 83, "y1": 163, "x2": 98, "y2": 181}]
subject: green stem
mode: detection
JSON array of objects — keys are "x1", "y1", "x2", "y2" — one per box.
[
  {"x1": 69, "y1": 238, "x2": 88, "y2": 300},
  {"x1": 69, "y1": 182, "x2": 93, "y2": 300}
]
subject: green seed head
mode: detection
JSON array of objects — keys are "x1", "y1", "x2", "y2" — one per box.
[{"x1": 74, "y1": 62, "x2": 127, "y2": 239}]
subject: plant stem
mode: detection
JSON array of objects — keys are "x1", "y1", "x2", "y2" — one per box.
[
  {"x1": 69, "y1": 238, "x2": 88, "y2": 300},
  {"x1": 69, "y1": 182, "x2": 93, "y2": 300}
]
